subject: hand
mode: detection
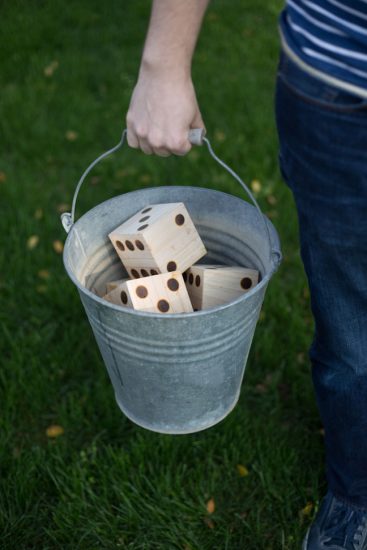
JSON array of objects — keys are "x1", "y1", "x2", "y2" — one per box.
[{"x1": 126, "y1": 66, "x2": 205, "y2": 157}]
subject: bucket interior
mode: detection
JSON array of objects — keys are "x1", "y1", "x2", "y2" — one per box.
[{"x1": 64, "y1": 186, "x2": 280, "y2": 305}]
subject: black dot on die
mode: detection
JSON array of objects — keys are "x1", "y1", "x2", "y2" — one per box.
[
  {"x1": 141, "y1": 269, "x2": 149, "y2": 277},
  {"x1": 241, "y1": 277, "x2": 252, "y2": 290},
  {"x1": 141, "y1": 207, "x2": 152, "y2": 214},
  {"x1": 167, "y1": 278, "x2": 179, "y2": 291},
  {"x1": 136, "y1": 285, "x2": 148, "y2": 298},
  {"x1": 126, "y1": 240, "x2": 134, "y2": 251},
  {"x1": 116, "y1": 240, "x2": 125, "y2": 251},
  {"x1": 195, "y1": 275, "x2": 201, "y2": 287},
  {"x1": 188, "y1": 273, "x2": 194, "y2": 285},
  {"x1": 150, "y1": 269, "x2": 158, "y2": 275},
  {"x1": 120, "y1": 291, "x2": 128, "y2": 304},
  {"x1": 131, "y1": 269, "x2": 140, "y2": 278},
  {"x1": 175, "y1": 214, "x2": 185, "y2": 226},
  {"x1": 139, "y1": 216, "x2": 150, "y2": 223},
  {"x1": 135, "y1": 240, "x2": 144, "y2": 250},
  {"x1": 167, "y1": 261, "x2": 177, "y2": 272},
  {"x1": 157, "y1": 299, "x2": 170, "y2": 312},
  {"x1": 138, "y1": 224, "x2": 148, "y2": 231}
]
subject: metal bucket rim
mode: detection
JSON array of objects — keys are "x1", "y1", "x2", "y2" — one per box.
[{"x1": 63, "y1": 185, "x2": 281, "y2": 319}]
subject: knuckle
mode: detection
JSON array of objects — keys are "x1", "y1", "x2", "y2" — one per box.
[
  {"x1": 148, "y1": 134, "x2": 164, "y2": 150},
  {"x1": 135, "y1": 125, "x2": 148, "y2": 139},
  {"x1": 171, "y1": 139, "x2": 191, "y2": 155}
]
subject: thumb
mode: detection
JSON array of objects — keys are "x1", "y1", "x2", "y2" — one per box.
[{"x1": 191, "y1": 109, "x2": 206, "y2": 134}]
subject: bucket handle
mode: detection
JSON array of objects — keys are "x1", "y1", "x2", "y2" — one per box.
[{"x1": 61, "y1": 128, "x2": 280, "y2": 264}]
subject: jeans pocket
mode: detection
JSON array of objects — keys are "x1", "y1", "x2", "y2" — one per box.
[{"x1": 277, "y1": 52, "x2": 367, "y2": 113}]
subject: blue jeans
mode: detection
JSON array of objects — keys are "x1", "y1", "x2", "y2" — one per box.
[{"x1": 275, "y1": 52, "x2": 367, "y2": 508}]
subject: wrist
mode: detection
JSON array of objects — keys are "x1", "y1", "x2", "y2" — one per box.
[{"x1": 140, "y1": 55, "x2": 191, "y2": 81}]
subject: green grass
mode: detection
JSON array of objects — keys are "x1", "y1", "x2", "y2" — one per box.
[{"x1": 0, "y1": 0, "x2": 325, "y2": 548}]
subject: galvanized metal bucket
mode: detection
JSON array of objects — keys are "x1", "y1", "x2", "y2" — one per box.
[{"x1": 61, "y1": 129, "x2": 282, "y2": 434}]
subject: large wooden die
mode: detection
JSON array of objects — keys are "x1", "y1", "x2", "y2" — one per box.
[
  {"x1": 103, "y1": 271, "x2": 193, "y2": 314},
  {"x1": 184, "y1": 264, "x2": 259, "y2": 310},
  {"x1": 108, "y1": 203, "x2": 207, "y2": 279}
]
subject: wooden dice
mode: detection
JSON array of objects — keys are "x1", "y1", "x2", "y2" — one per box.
[
  {"x1": 104, "y1": 203, "x2": 260, "y2": 314},
  {"x1": 184, "y1": 264, "x2": 259, "y2": 310},
  {"x1": 103, "y1": 271, "x2": 193, "y2": 314},
  {"x1": 108, "y1": 203, "x2": 207, "y2": 279}
]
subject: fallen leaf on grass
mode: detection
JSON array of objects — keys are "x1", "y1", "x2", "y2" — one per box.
[
  {"x1": 300, "y1": 502, "x2": 314, "y2": 518},
  {"x1": 267, "y1": 194, "x2": 277, "y2": 205},
  {"x1": 36, "y1": 285, "x2": 47, "y2": 294},
  {"x1": 214, "y1": 130, "x2": 226, "y2": 142},
  {"x1": 206, "y1": 498, "x2": 215, "y2": 514},
  {"x1": 236, "y1": 464, "x2": 249, "y2": 477},
  {"x1": 53, "y1": 240, "x2": 64, "y2": 254},
  {"x1": 139, "y1": 174, "x2": 152, "y2": 184},
  {"x1": 34, "y1": 208, "x2": 43, "y2": 220},
  {"x1": 44, "y1": 60, "x2": 59, "y2": 77},
  {"x1": 57, "y1": 203, "x2": 70, "y2": 213},
  {"x1": 0, "y1": 171, "x2": 6, "y2": 183},
  {"x1": 65, "y1": 130, "x2": 78, "y2": 142},
  {"x1": 266, "y1": 210, "x2": 279, "y2": 219},
  {"x1": 27, "y1": 235, "x2": 39, "y2": 250},
  {"x1": 116, "y1": 167, "x2": 136, "y2": 178},
  {"x1": 251, "y1": 179, "x2": 262, "y2": 193},
  {"x1": 203, "y1": 517, "x2": 215, "y2": 529},
  {"x1": 38, "y1": 269, "x2": 50, "y2": 280},
  {"x1": 46, "y1": 425, "x2": 64, "y2": 438}
]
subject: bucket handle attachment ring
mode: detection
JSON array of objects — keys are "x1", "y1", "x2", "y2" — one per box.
[{"x1": 61, "y1": 128, "x2": 280, "y2": 264}]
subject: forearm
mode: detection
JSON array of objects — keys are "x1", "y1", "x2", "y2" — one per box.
[
  {"x1": 127, "y1": 0, "x2": 209, "y2": 156},
  {"x1": 140, "y1": 0, "x2": 210, "y2": 77}
]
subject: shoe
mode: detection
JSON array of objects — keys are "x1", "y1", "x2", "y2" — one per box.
[{"x1": 302, "y1": 491, "x2": 367, "y2": 549}]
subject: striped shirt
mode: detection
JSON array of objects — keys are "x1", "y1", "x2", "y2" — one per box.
[{"x1": 279, "y1": 0, "x2": 367, "y2": 98}]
